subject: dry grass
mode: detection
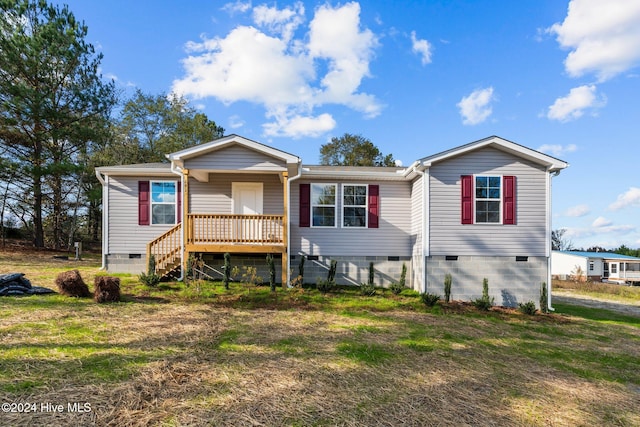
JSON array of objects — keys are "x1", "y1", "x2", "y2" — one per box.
[{"x1": 0, "y1": 248, "x2": 639, "y2": 426}]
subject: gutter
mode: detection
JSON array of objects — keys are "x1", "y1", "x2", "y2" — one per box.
[
  {"x1": 94, "y1": 170, "x2": 108, "y2": 270},
  {"x1": 286, "y1": 162, "x2": 303, "y2": 287},
  {"x1": 170, "y1": 162, "x2": 185, "y2": 281}
]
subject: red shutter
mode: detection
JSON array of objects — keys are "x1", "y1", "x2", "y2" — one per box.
[
  {"x1": 368, "y1": 185, "x2": 379, "y2": 228},
  {"x1": 177, "y1": 180, "x2": 182, "y2": 223},
  {"x1": 503, "y1": 176, "x2": 516, "y2": 225},
  {"x1": 461, "y1": 175, "x2": 473, "y2": 224},
  {"x1": 299, "y1": 184, "x2": 310, "y2": 227},
  {"x1": 138, "y1": 181, "x2": 150, "y2": 226}
]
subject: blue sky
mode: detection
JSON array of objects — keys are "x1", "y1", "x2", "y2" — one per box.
[{"x1": 58, "y1": 0, "x2": 640, "y2": 250}]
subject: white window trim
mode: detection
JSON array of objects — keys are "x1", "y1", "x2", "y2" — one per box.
[
  {"x1": 150, "y1": 180, "x2": 178, "y2": 226},
  {"x1": 341, "y1": 183, "x2": 368, "y2": 228},
  {"x1": 473, "y1": 174, "x2": 503, "y2": 224},
  {"x1": 310, "y1": 183, "x2": 338, "y2": 228}
]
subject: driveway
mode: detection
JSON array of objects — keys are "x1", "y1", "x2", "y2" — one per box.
[{"x1": 553, "y1": 291, "x2": 640, "y2": 317}]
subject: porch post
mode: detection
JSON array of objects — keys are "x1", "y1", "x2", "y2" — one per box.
[
  {"x1": 182, "y1": 169, "x2": 190, "y2": 276},
  {"x1": 282, "y1": 171, "x2": 288, "y2": 287}
]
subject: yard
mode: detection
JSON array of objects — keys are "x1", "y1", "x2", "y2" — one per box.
[{"x1": 1, "y1": 246, "x2": 639, "y2": 426}]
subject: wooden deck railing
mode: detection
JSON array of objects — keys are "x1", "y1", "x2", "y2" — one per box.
[
  {"x1": 146, "y1": 223, "x2": 181, "y2": 274},
  {"x1": 187, "y1": 214, "x2": 284, "y2": 245}
]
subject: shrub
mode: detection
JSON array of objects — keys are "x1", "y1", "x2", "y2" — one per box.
[
  {"x1": 327, "y1": 259, "x2": 337, "y2": 282},
  {"x1": 139, "y1": 255, "x2": 160, "y2": 287},
  {"x1": 518, "y1": 301, "x2": 537, "y2": 315},
  {"x1": 389, "y1": 281, "x2": 404, "y2": 295},
  {"x1": 360, "y1": 282, "x2": 376, "y2": 296},
  {"x1": 94, "y1": 276, "x2": 120, "y2": 303},
  {"x1": 316, "y1": 278, "x2": 335, "y2": 294},
  {"x1": 298, "y1": 255, "x2": 305, "y2": 284},
  {"x1": 266, "y1": 253, "x2": 276, "y2": 292},
  {"x1": 223, "y1": 252, "x2": 231, "y2": 290},
  {"x1": 421, "y1": 292, "x2": 440, "y2": 307},
  {"x1": 472, "y1": 277, "x2": 494, "y2": 311},
  {"x1": 540, "y1": 282, "x2": 549, "y2": 314},
  {"x1": 444, "y1": 273, "x2": 452, "y2": 303},
  {"x1": 368, "y1": 262, "x2": 375, "y2": 286}
]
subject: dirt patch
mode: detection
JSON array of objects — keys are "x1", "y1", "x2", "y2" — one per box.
[{"x1": 553, "y1": 290, "x2": 640, "y2": 317}]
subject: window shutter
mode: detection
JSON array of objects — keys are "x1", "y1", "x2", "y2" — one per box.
[
  {"x1": 461, "y1": 175, "x2": 473, "y2": 224},
  {"x1": 138, "y1": 181, "x2": 150, "y2": 226},
  {"x1": 299, "y1": 184, "x2": 310, "y2": 227},
  {"x1": 368, "y1": 185, "x2": 379, "y2": 228},
  {"x1": 503, "y1": 176, "x2": 516, "y2": 225},
  {"x1": 177, "y1": 180, "x2": 182, "y2": 223}
]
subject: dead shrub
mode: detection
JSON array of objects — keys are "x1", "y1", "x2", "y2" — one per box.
[
  {"x1": 94, "y1": 276, "x2": 121, "y2": 303},
  {"x1": 55, "y1": 270, "x2": 90, "y2": 297}
]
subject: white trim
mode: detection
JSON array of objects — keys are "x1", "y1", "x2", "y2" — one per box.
[
  {"x1": 310, "y1": 183, "x2": 338, "y2": 228},
  {"x1": 150, "y1": 180, "x2": 179, "y2": 226},
  {"x1": 341, "y1": 183, "x2": 368, "y2": 228},
  {"x1": 101, "y1": 174, "x2": 109, "y2": 270},
  {"x1": 472, "y1": 174, "x2": 503, "y2": 224},
  {"x1": 167, "y1": 134, "x2": 299, "y2": 164}
]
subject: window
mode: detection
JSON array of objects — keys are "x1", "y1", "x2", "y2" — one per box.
[
  {"x1": 151, "y1": 181, "x2": 176, "y2": 225},
  {"x1": 611, "y1": 263, "x2": 618, "y2": 274},
  {"x1": 475, "y1": 176, "x2": 501, "y2": 223},
  {"x1": 343, "y1": 184, "x2": 367, "y2": 227},
  {"x1": 311, "y1": 184, "x2": 336, "y2": 227},
  {"x1": 589, "y1": 261, "x2": 594, "y2": 271}
]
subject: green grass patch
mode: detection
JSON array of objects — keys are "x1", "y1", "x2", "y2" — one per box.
[
  {"x1": 553, "y1": 302, "x2": 640, "y2": 326},
  {"x1": 336, "y1": 341, "x2": 392, "y2": 364}
]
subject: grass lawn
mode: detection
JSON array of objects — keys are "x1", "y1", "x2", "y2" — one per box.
[{"x1": 1, "y1": 248, "x2": 639, "y2": 426}]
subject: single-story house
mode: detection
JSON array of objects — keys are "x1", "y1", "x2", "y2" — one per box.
[
  {"x1": 552, "y1": 250, "x2": 640, "y2": 284},
  {"x1": 95, "y1": 134, "x2": 568, "y2": 307}
]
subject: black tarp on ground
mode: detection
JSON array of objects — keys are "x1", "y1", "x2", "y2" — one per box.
[{"x1": 0, "y1": 273, "x2": 56, "y2": 296}]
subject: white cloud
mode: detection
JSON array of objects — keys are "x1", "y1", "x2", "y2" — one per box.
[
  {"x1": 253, "y1": 2, "x2": 305, "y2": 43},
  {"x1": 222, "y1": 1, "x2": 251, "y2": 15},
  {"x1": 457, "y1": 87, "x2": 495, "y2": 125},
  {"x1": 592, "y1": 216, "x2": 612, "y2": 227},
  {"x1": 547, "y1": 0, "x2": 640, "y2": 81},
  {"x1": 173, "y1": 2, "x2": 381, "y2": 138},
  {"x1": 228, "y1": 115, "x2": 245, "y2": 129},
  {"x1": 410, "y1": 31, "x2": 432, "y2": 65},
  {"x1": 546, "y1": 84, "x2": 606, "y2": 122},
  {"x1": 564, "y1": 204, "x2": 590, "y2": 217},
  {"x1": 537, "y1": 143, "x2": 578, "y2": 157},
  {"x1": 565, "y1": 224, "x2": 636, "y2": 240},
  {"x1": 609, "y1": 187, "x2": 640, "y2": 210}
]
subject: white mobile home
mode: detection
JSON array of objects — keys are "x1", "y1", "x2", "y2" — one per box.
[{"x1": 552, "y1": 251, "x2": 640, "y2": 284}]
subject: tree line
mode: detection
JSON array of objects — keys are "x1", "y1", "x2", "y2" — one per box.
[
  {"x1": 0, "y1": 0, "x2": 395, "y2": 249},
  {"x1": 552, "y1": 229, "x2": 640, "y2": 257}
]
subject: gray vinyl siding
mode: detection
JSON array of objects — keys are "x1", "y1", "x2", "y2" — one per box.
[
  {"x1": 184, "y1": 144, "x2": 287, "y2": 171},
  {"x1": 428, "y1": 147, "x2": 547, "y2": 256},
  {"x1": 189, "y1": 173, "x2": 284, "y2": 215},
  {"x1": 290, "y1": 179, "x2": 412, "y2": 256},
  {"x1": 107, "y1": 176, "x2": 178, "y2": 254}
]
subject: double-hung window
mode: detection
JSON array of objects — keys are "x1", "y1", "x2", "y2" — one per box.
[
  {"x1": 475, "y1": 176, "x2": 501, "y2": 223},
  {"x1": 151, "y1": 181, "x2": 177, "y2": 225},
  {"x1": 343, "y1": 184, "x2": 367, "y2": 227},
  {"x1": 311, "y1": 184, "x2": 336, "y2": 227}
]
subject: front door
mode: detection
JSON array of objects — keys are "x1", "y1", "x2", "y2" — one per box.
[{"x1": 232, "y1": 183, "x2": 263, "y2": 241}]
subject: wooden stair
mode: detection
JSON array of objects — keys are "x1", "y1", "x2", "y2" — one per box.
[{"x1": 147, "y1": 223, "x2": 182, "y2": 279}]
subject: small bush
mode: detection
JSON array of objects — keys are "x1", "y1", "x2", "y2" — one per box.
[
  {"x1": 390, "y1": 263, "x2": 407, "y2": 295},
  {"x1": 444, "y1": 273, "x2": 452, "y2": 303},
  {"x1": 223, "y1": 252, "x2": 231, "y2": 290},
  {"x1": 472, "y1": 277, "x2": 494, "y2": 311},
  {"x1": 139, "y1": 255, "x2": 160, "y2": 287},
  {"x1": 55, "y1": 270, "x2": 90, "y2": 297},
  {"x1": 421, "y1": 292, "x2": 440, "y2": 307},
  {"x1": 360, "y1": 282, "x2": 376, "y2": 296},
  {"x1": 316, "y1": 278, "x2": 335, "y2": 294},
  {"x1": 94, "y1": 276, "x2": 121, "y2": 303},
  {"x1": 389, "y1": 281, "x2": 404, "y2": 295},
  {"x1": 298, "y1": 256, "x2": 305, "y2": 284},
  {"x1": 540, "y1": 282, "x2": 549, "y2": 314},
  {"x1": 518, "y1": 301, "x2": 537, "y2": 315},
  {"x1": 368, "y1": 261, "x2": 375, "y2": 286},
  {"x1": 266, "y1": 253, "x2": 276, "y2": 292},
  {"x1": 327, "y1": 259, "x2": 337, "y2": 282}
]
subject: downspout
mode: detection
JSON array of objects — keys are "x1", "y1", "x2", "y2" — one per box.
[
  {"x1": 286, "y1": 162, "x2": 303, "y2": 287},
  {"x1": 94, "y1": 170, "x2": 108, "y2": 270},
  {"x1": 412, "y1": 163, "x2": 428, "y2": 294},
  {"x1": 170, "y1": 162, "x2": 185, "y2": 281},
  {"x1": 547, "y1": 169, "x2": 561, "y2": 311}
]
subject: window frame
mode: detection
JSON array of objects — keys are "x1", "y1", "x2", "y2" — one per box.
[
  {"x1": 341, "y1": 183, "x2": 368, "y2": 228},
  {"x1": 473, "y1": 174, "x2": 503, "y2": 224},
  {"x1": 310, "y1": 183, "x2": 338, "y2": 228},
  {"x1": 150, "y1": 180, "x2": 178, "y2": 225}
]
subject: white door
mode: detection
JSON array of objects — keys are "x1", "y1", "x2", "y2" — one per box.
[{"x1": 232, "y1": 183, "x2": 263, "y2": 241}]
